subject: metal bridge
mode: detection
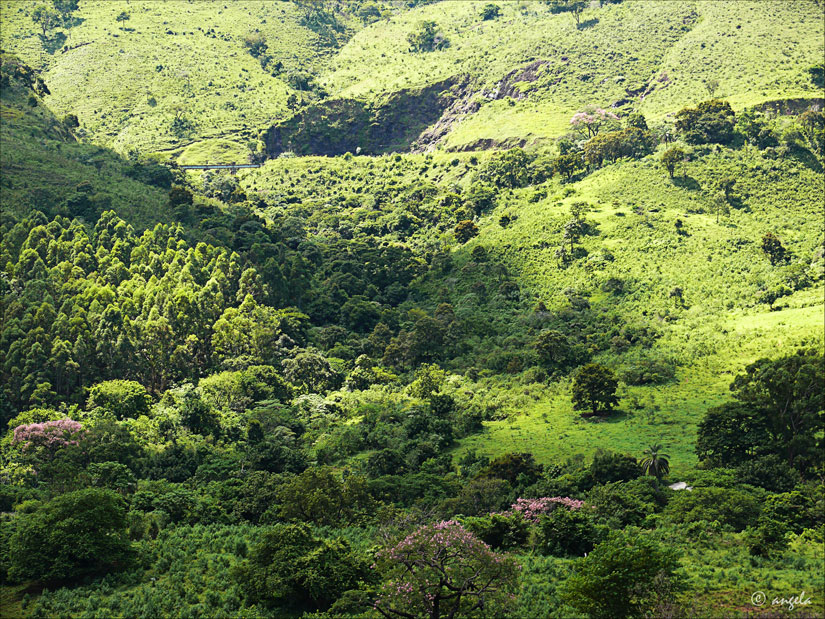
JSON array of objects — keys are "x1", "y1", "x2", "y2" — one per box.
[{"x1": 177, "y1": 163, "x2": 263, "y2": 170}]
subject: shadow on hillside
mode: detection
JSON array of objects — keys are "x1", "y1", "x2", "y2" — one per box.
[
  {"x1": 581, "y1": 409, "x2": 630, "y2": 423},
  {"x1": 788, "y1": 144, "x2": 823, "y2": 173},
  {"x1": 40, "y1": 32, "x2": 67, "y2": 55},
  {"x1": 671, "y1": 175, "x2": 701, "y2": 191},
  {"x1": 576, "y1": 18, "x2": 599, "y2": 30}
]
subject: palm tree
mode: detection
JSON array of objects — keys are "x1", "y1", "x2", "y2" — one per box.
[{"x1": 640, "y1": 444, "x2": 670, "y2": 483}]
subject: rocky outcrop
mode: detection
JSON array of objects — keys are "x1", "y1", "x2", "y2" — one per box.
[
  {"x1": 262, "y1": 77, "x2": 468, "y2": 157},
  {"x1": 751, "y1": 97, "x2": 824, "y2": 115}
]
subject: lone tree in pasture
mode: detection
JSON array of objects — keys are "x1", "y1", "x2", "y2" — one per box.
[
  {"x1": 481, "y1": 4, "x2": 501, "y2": 20},
  {"x1": 761, "y1": 232, "x2": 787, "y2": 265},
  {"x1": 53, "y1": 0, "x2": 79, "y2": 25},
  {"x1": 32, "y1": 4, "x2": 61, "y2": 38},
  {"x1": 566, "y1": 0, "x2": 587, "y2": 25},
  {"x1": 572, "y1": 363, "x2": 619, "y2": 417},
  {"x1": 660, "y1": 147, "x2": 685, "y2": 178}
]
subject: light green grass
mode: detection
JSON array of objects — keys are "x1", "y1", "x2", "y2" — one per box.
[
  {"x1": 323, "y1": 0, "x2": 823, "y2": 149},
  {"x1": 176, "y1": 138, "x2": 252, "y2": 166},
  {"x1": 0, "y1": 70, "x2": 171, "y2": 228},
  {"x1": 0, "y1": 0, "x2": 326, "y2": 154}
]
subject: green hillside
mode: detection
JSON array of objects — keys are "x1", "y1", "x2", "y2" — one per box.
[
  {"x1": 1, "y1": 1, "x2": 824, "y2": 618},
  {"x1": 0, "y1": 0, "x2": 368, "y2": 157},
  {"x1": 320, "y1": 0, "x2": 823, "y2": 150}
]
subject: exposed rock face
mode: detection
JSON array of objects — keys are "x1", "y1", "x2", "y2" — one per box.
[
  {"x1": 262, "y1": 59, "x2": 559, "y2": 157},
  {"x1": 751, "y1": 97, "x2": 824, "y2": 115},
  {"x1": 262, "y1": 77, "x2": 467, "y2": 157}
]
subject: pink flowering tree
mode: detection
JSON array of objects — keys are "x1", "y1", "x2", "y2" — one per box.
[
  {"x1": 7, "y1": 419, "x2": 86, "y2": 489},
  {"x1": 374, "y1": 520, "x2": 520, "y2": 619},
  {"x1": 12, "y1": 419, "x2": 84, "y2": 456},
  {"x1": 508, "y1": 497, "x2": 585, "y2": 522},
  {"x1": 570, "y1": 106, "x2": 620, "y2": 138}
]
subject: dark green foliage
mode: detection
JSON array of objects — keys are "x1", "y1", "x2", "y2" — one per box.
[
  {"x1": 696, "y1": 402, "x2": 764, "y2": 467},
  {"x1": 454, "y1": 219, "x2": 479, "y2": 243},
  {"x1": 660, "y1": 147, "x2": 685, "y2": 178},
  {"x1": 759, "y1": 488, "x2": 823, "y2": 533},
  {"x1": 480, "y1": 452, "x2": 543, "y2": 486},
  {"x1": 276, "y1": 467, "x2": 373, "y2": 525},
  {"x1": 587, "y1": 481, "x2": 655, "y2": 527},
  {"x1": 571, "y1": 363, "x2": 619, "y2": 416},
  {"x1": 562, "y1": 530, "x2": 682, "y2": 619},
  {"x1": 407, "y1": 20, "x2": 449, "y2": 52},
  {"x1": 728, "y1": 349, "x2": 825, "y2": 472},
  {"x1": 461, "y1": 511, "x2": 529, "y2": 549},
  {"x1": 464, "y1": 182, "x2": 497, "y2": 215},
  {"x1": 478, "y1": 148, "x2": 534, "y2": 188},
  {"x1": 535, "y1": 506, "x2": 605, "y2": 556},
  {"x1": 589, "y1": 449, "x2": 641, "y2": 485},
  {"x1": 761, "y1": 232, "x2": 787, "y2": 265},
  {"x1": 664, "y1": 486, "x2": 760, "y2": 531},
  {"x1": 583, "y1": 127, "x2": 655, "y2": 167},
  {"x1": 87, "y1": 380, "x2": 151, "y2": 419},
  {"x1": 124, "y1": 162, "x2": 174, "y2": 189},
  {"x1": 736, "y1": 109, "x2": 778, "y2": 149},
  {"x1": 734, "y1": 454, "x2": 801, "y2": 492},
  {"x1": 746, "y1": 518, "x2": 789, "y2": 557},
  {"x1": 619, "y1": 355, "x2": 676, "y2": 385},
  {"x1": 554, "y1": 151, "x2": 585, "y2": 180},
  {"x1": 675, "y1": 99, "x2": 736, "y2": 144},
  {"x1": 235, "y1": 523, "x2": 369, "y2": 611},
  {"x1": 807, "y1": 62, "x2": 825, "y2": 88},
  {"x1": 481, "y1": 4, "x2": 501, "y2": 20},
  {"x1": 533, "y1": 329, "x2": 573, "y2": 373},
  {"x1": 8, "y1": 488, "x2": 133, "y2": 583}
]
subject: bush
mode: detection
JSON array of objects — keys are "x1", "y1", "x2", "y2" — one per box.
[
  {"x1": 461, "y1": 511, "x2": 529, "y2": 549},
  {"x1": 87, "y1": 380, "x2": 151, "y2": 419},
  {"x1": 562, "y1": 530, "x2": 682, "y2": 619},
  {"x1": 675, "y1": 99, "x2": 736, "y2": 145},
  {"x1": 619, "y1": 355, "x2": 676, "y2": 385},
  {"x1": 235, "y1": 523, "x2": 369, "y2": 611},
  {"x1": 8, "y1": 488, "x2": 133, "y2": 583},
  {"x1": 534, "y1": 506, "x2": 605, "y2": 557},
  {"x1": 481, "y1": 4, "x2": 501, "y2": 20},
  {"x1": 664, "y1": 486, "x2": 760, "y2": 531},
  {"x1": 407, "y1": 20, "x2": 449, "y2": 52}
]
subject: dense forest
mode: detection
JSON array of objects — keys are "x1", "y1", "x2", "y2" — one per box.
[{"x1": 0, "y1": 1, "x2": 823, "y2": 618}]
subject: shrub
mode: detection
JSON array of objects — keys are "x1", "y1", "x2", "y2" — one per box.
[
  {"x1": 87, "y1": 380, "x2": 151, "y2": 419},
  {"x1": 664, "y1": 486, "x2": 760, "y2": 531},
  {"x1": 8, "y1": 488, "x2": 133, "y2": 583},
  {"x1": 562, "y1": 530, "x2": 682, "y2": 619},
  {"x1": 535, "y1": 505, "x2": 605, "y2": 557},
  {"x1": 407, "y1": 20, "x2": 449, "y2": 52},
  {"x1": 461, "y1": 511, "x2": 529, "y2": 549},
  {"x1": 675, "y1": 99, "x2": 736, "y2": 145}
]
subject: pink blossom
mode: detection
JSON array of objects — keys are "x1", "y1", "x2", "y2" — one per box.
[
  {"x1": 499, "y1": 497, "x2": 584, "y2": 522},
  {"x1": 12, "y1": 419, "x2": 84, "y2": 451}
]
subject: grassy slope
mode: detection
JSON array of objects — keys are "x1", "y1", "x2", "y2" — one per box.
[
  {"x1": 0, "y1": 0, "x2": 335, "y2": 157},
  {"x1": 323, "y1": 0, "x2": 824, "y2": 149},
  {"x1": 0, "y1": 60, "x2": 171, "y2": 228},
  {"x1": 238, "y1": 140, "x2": 825, "y2": 473},
  {"x1": 2, "y1": 1, "x2": 821, "y2": 155},
  {"x1": 453, "y1": 143, "x2": 824, "y2": 471}
]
